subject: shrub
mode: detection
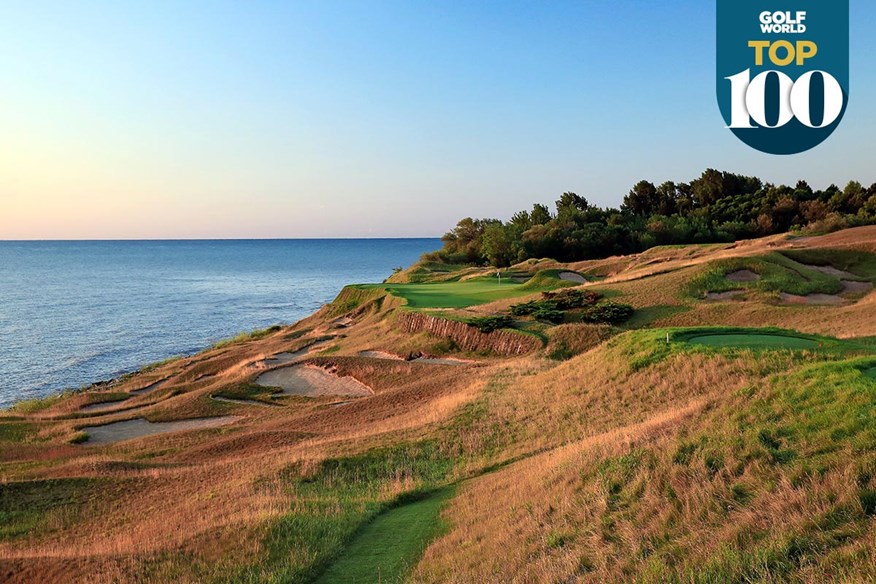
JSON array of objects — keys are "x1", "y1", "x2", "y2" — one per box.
[
  {"x1": 541, "y1": 289, "x2": 602, "y2": 309},
  {"x1": 531, "y1": 305, "x2": 564, "y2": 323},
  {"x1": 466, "y1": 315, "x2": 514, "y2": 333},
  {"x1": 579, "y1": 302, "x2": 634, "y2": 324}
]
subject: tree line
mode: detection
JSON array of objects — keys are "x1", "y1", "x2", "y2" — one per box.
[{"x1": 427, "y1": 169, "x2": 876, "y2": 267}]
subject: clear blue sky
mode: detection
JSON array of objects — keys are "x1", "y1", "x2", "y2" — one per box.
[{"x1": 2, "y1": 1, "x2": 874, "y2": 238}]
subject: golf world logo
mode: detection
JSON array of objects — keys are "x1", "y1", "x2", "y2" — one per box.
[{"x1": 717, "y1": 1, "x2": 849, "y2": 155}]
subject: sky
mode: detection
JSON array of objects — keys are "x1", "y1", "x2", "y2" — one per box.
[{"x1": 2, "y1": 0, "x2": 875, "y2": 239}]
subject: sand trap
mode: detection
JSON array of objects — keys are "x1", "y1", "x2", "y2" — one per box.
[
  {"x1": 779, "y1": 292, "x2": 846, "y2": 306},
  {"x1": 129, "y1": 379, "x2": 168, "y2": 395},
  {"x1": 412, "y1": 357, "x2": 473, "y2": 365},
  {"x1": 705, "y1": 290, "x2": 745, "y2": 301},
  {"x1": 842, "y1": 280, "x2": 874, "y2": 295},
  {"x1": 80, "y1": 399, "x2": 130, "y2": 413},
  {"x1": 81, "y1": 416, "x2": 241, "y2": 445},
  {"x1": 256, "y1": 365, "x2": 373, "y2": 398},
  {"x1": 558, "y1": 271, "x2": 587, "y2": 283},
  {"x1": 359, "y1": 350, "x2": 405, "y2": 360},
  {"x1": 802, "y1": 264, "x2": 857, "y2": 278},
  {"x1": 726, "y1": 270, "x2": 760, "y2": 282},
  {"x1": 263, "y1": 341, "x2": 330, "y2": 367},
  {"x1": 212, "y1": 395, "x2": 279, "y2": 408},
  {"x1": 359, "y1": 350, "x2": 473, "y2": 365}
]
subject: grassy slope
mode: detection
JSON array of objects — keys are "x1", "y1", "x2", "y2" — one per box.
[{"x1": 313, "y1": 488, "x2": 454, "y2": 584}]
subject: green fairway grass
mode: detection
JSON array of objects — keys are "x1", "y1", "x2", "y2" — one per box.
[
  {"x1": 686, "y1": 333, "x2": 821, "y2": 350},
  {"x1": 314, "y1": 488, "x2": 454, "y2": 584},
  {"x1": 864, "y1": 366, "x2": 876, "y2": 380},
  {"x1": 368, "y1": 278, "x2": 567, "y2": 309}
]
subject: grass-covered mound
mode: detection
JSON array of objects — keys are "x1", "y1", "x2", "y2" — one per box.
[{"x1": 687, "y1": 253, "x2": 846, "y2": 298}]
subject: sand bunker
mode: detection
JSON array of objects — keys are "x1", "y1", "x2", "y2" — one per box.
[
  {"x1": 558, "y1": 271, "x2": 587, "y2": 283},
  {"x1": 359, "y1": 350, "x2": 473, "y2": 365},
  {"x1": 802, "y1": 264, "x2": 857, "y2": 279},
  {"x1": 705, "y1": 290, "x2": 745, "y2": 301},
  {"x1": 359, "y1": 350, "x2": 405, "y2": 360},
  {"x1": 842, "y1": 280, "x2": 874, "y2": 295},
  {"x1": 129, "y1": 378, "x2": 168, "y2": 395},
  {"x1": 412, "y1": 357, "x2": 472, "y2": 365},
  {"x1": 256, "y1": 365, "x2": 373, "y2": 398},
  {"x1": 779, "y1": 292, "x2": 846, "y2": 306},
  {"x1": 212, "y1": 395, "x2": 279, "y2": 408},
  {"x1": 726, "y1": 270, "x2": 760, "y2": 282},
  {"x1": 262, "y1": 340, "x2": 331, "y2": 367},
  {"x1": 81, "y1": 416, "x2": 241, "y2": 445},
  {"x1": 80, "y1": 399, "x2": 130, "y2": 413}
]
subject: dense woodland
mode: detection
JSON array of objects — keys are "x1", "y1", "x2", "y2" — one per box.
[{"x1": 428, "y1": 169, "x2": 876, "y2": 267}]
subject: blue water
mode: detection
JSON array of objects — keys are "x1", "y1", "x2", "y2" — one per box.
[{"x1": 0, "y1": 239, "x2": 438, "y2": 407}]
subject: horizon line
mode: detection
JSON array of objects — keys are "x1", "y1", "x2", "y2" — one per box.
[{"x1": 0, "y1": 236, "x2": 444, "y2": 242}]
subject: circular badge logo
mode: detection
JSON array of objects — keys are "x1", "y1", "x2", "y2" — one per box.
[{"x1": 717, "y1": 1, "x2": 849, "y2": 155}]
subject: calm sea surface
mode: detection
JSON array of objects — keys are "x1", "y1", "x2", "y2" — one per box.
[{"x1": 0, "y1": 239, "x2": 438, "y2": 407}]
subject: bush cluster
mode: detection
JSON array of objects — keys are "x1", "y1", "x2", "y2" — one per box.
[
  {"x1": 466, "y1": 315, "x2": 514, "y2": 333},
  {"x1": 511, "y1": 289, "x2": 607, "y2": 324},
  {"x1": 578, "y1": 302, "x2": 634, "y2": 324}
]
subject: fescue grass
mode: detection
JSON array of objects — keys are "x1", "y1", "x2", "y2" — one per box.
[
  {"x1": 781, "y1": 248, "x2": 876, "y2": 280},
  {"x1": 213, "y1": 325, "x2": 283, "y2": 349},
  {"x1": 0, "y1": 420, "x2": 37, "y2": 442},
  {"x1": 0, "y1": 478, "x2": 95, "y2": 540},
  {"x1": 213, "y1": 382, "x2": 282, "y2": 404},
  {"x1": 8, "y1": 392, "x2": 72, "y2": 414}
]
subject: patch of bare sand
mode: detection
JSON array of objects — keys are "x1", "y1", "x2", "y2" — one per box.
[
  {"x1": 212, "y1": 396, "x2": 279, "y2": 408},
  {"x1": 82, "y1": 416, "x2": 242, "y2": 445},
  {"x1": 841, "y1": 280, "x2": 874, "y2": 295},
  {"x1": 779, "y1": 292, "x2": 846, "y2": 306},
  {"x1": 802, "y1": 264, "x2": 857, "y2": 278},
  {"x1": 129, "y1": 378, "x2": 169, "y2": 395},
  {"x1": 726, "y1": 269, "x2": 760, "y2": 282},
  {"x1": 256, "y1": 364, "x2": 373, "y2": 398},
  {"x1": 558, "y1": 271, "x2": 587, "y2": 284},
  {"x1": 412, "y1": 357, "x2": 474, "y2": 366},
  {"x1": 79, "y1": 399, "x2": 130, "y2": 413},
  {"x1": 358, "y1": 350, "x2": 405, "y2": 360},
  {"x1": 705, "y1": 290, "x2": 745, "y2": 301}
]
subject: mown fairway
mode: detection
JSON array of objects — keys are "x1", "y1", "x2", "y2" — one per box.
[
  {"x1": 370, "y1": 280, "x2": 551, "y2": 309},
  {"x1": 314, "y1": 489, "x2": 454, "y2": 584}
]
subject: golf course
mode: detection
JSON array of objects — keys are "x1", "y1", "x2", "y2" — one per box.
[{"x1": 3, "y1": 225, "x2": 876, "y2": 583}]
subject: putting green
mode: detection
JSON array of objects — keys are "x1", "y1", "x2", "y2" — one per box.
[
  {"x1": 864, "y1": 366, "x2": 876, "y2": 380},
  {"x1": 314, "y1": 488, "x2": 453, "y2": 583},
  {"x1": 686, "y1": 334, "x2": 820, "y2": 350}
]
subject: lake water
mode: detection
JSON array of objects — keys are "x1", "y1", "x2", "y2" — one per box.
[{"x1": 0, "y1": 239, "x2": 438, "y2": 407}]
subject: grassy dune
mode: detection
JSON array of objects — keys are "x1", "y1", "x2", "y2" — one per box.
[{"x1": 2, "y1": 227, "x2": 876, "y2": 583}]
